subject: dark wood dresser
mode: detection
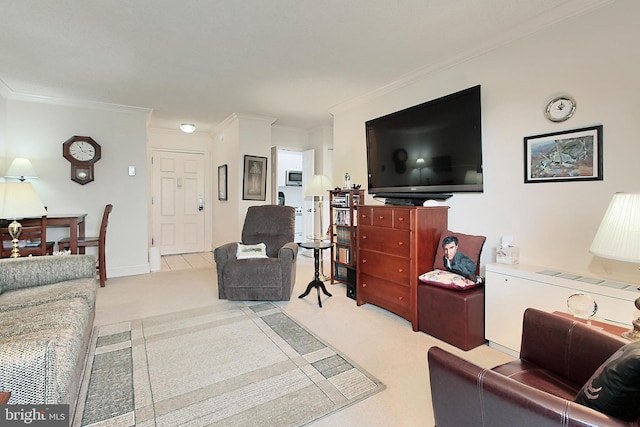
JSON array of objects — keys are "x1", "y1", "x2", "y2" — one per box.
[{"x1": 356, "y1": 205, "x2": 448, "y2": 330}]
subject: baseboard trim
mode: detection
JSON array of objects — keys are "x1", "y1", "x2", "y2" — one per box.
[{"x1": 108, "y1": 263, "x2": 151, "y2": 278}]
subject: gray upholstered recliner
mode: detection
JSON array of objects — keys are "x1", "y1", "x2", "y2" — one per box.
[{"x1": 214, "y1": 205, "x2": 298, "y2": 301}]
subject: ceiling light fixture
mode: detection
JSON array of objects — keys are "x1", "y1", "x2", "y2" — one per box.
[{"x1": 180, "y1": 123, "x2": 196, "y2": 133}]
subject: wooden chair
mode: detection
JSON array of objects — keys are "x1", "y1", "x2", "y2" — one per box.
[
  {"x1": 0, "y1": 216, "x2": 54, "y2": 258},
  {"x1": 60, "y1": 204, "x2": 112, "y2": 287}
]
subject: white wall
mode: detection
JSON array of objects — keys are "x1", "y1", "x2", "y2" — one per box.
[
  {"x1": 0, "y1": 93, "x2": 6, "y2": 174},
  {"x1": 308, "y1": 125, "x2": 333, "y2": 179},
  {"x1": 333, "y1": 1, "x2": 640, "y2": 282},
  {"x1": 211, "y1": 114, "x2": 275, "y2": 249},
  {"x1": 272, "y1": 125, "x2": 309, "y2": 151},
  {"x1": 2, "y1": 96, "x2": 150, "y2": 277},
  {"x1": 212, "y1": 115, "x2": 241, "y2": 249}
]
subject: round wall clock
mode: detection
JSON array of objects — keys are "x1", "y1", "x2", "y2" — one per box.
[
  {"x1": 545, "y1": 96, "x2": 576, "y2": 122},
  {"x1": 62, "y1": 136, "x2": 101, "y2": 185}
]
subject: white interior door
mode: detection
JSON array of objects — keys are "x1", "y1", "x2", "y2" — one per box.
[{"x1": 152, "y1": 150, "x2": 206, "y2": 255}]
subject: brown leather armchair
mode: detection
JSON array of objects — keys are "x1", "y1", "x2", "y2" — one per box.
[{"x1": 428, "y1": 308, "x2": 637, "y2": 426}]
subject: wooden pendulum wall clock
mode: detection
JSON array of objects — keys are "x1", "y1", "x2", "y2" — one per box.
[{"x1": 62, "y1": 136, "x2": 102, "y2": 185}]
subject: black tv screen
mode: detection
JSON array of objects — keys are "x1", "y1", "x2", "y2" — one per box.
[{"x1": 366, "y1": 85, "x2": 483, "y2": 203}]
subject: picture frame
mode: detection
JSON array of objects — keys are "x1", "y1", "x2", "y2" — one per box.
[
  {"x1": 218, "y1": 164, "x2": 228, "y2": 201},
  {"x1": 524, "y1": 125, "x2": 603, "y2": 183},
  {"x1": 242, "y1": 155, "x2": 267, "y2": 201}
]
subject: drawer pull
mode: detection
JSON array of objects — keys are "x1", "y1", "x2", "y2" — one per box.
[
  {"x1": 398, "y1": 268, "x2": 404, "y2": 273},
  {"x1": 362, "y1": 235, "x2": 368, "y2": 240},
  {"x1": 362, "y1": 214, "x2": 368, "y2": 219},
  {"x1": 398, "y1": 217, "x2": 405, "y2": 222},
  {"x1": 398, "y1": 296, "x2": 404, "y2": 301},
  {"x1": 397, "y1": 241, "x2": 404, "y2": 246},
  {"x1": 378, "y1": 215, "x2": 384, "y2": 220},
  {"x1": 362, "y1": 283, "x2": 367, "y2": 288},
  {"x1": 362, "y1": 259, "x2": 367, "y2": 264}
]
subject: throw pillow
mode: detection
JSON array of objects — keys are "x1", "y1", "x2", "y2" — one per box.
[
  {"x1": 236, "y1": 243, "x2": 268, "y2": 259},
  {"x1": 433, "y1": 231, "x2": 486, "y2": 282},
  {"x1": 418, "y1": 269, "x2": 482, "y2": 290},
  {"x1": 574, "y1": 341, "x2": 640, "y2": 422}
]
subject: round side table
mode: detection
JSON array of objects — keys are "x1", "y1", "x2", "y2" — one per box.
[{"x1": 298, "y1": 241, "x2": 333, "y2": 307}]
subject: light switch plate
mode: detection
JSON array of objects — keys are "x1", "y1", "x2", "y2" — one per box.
[{"x1": 128, "y1": 166, "x2": 136, "y2": 176}]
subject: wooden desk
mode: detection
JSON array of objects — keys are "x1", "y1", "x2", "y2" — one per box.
[{"x1": 47, "y1": 214, "x2": 87, "y2": 254}]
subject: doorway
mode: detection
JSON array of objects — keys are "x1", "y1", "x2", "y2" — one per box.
[
  {"x1": 151, "y1": 150, "x2": 206, "y2": 255},
  {"x1": 272, "y1": 148, "x2": 315, "y2": 243}
]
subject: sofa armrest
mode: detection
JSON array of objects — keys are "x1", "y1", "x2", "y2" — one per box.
[
  {"x1": 214, "y1": 242, "x2": 239, "y2": 299},
  {"x1": 0, "y1": 255, "x2": 96, "y2": 294},
  {"x1": 0, "y1": 340, "x2": 58, "y2": 404},
  {"x1": 213, "y1": 242, "x2": 239, "y2": 267},
  {"x1": 428, "y1": 346, "x2": 633, "y2": 427},
  {"x1": 278, "y1": 242, "x2": 298, "y2": 263},
  {"x1": 519, "y1": 308, "x2": 626, "y2": 386}
]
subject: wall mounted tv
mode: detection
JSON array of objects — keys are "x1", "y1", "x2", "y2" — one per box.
[{"x1": 366, "y1": 85, "x2": 483, "y2": 205}]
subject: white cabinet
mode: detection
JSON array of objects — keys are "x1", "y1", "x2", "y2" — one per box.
[{"x1": 485, "y1": 263, "x2": 639, "y2": 354}]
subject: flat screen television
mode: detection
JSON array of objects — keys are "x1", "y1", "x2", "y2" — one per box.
[{"x1": 365, "y1": 85, "x2": 483, "y2": 205}]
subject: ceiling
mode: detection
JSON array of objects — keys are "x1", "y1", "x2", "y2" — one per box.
[{"x1": 0, "y1": 0, "x2": 611, "y2": 133}]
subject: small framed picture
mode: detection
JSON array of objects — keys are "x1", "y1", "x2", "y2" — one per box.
[
  {"x1": 524, "y1": 125, "x2": 603, "y2": 183},
  {"x1": 218, "y1": 164, "x2": 228, "y2": 201},
  {"x1": 242, "y1": 155, "x2": 267, "y2": 201}
]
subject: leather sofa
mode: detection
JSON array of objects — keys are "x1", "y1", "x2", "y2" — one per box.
[{"x1": 428, "y1": 308, "x2": 638, "y2": 426}]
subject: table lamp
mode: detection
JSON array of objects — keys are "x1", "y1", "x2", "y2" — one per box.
[
  {"x1": 0, "y1": 182, "x2": 47, "y2": 257},
  {"x1": 305, "y1": 174, "x2": 333, "y2": 241},
  {"x1": 590, "y1": 192, "x2": 640, "y2": 340}
]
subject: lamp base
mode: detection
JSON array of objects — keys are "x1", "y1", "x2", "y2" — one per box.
[
  {"x1": 7, "y1": 220, "x2": 22, "y2": 258},
  {"x1": 622, "y1": 318, "x2": 640, "y2": 341}
]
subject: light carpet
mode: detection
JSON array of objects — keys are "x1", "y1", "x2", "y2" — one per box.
[{"x1": 73, "y1": 302, "x2": 384, "y2": 426}]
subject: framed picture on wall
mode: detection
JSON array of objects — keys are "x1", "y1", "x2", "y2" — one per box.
[
  {"x1": 218, "y1": 164, "x2": 228, "y2": 201},
  {"x1": 242, "y1": 155, "x2": 267, "y2": 201},
  {"x1": 524, "y1": 125, "x2": 603, "y2": 183}
]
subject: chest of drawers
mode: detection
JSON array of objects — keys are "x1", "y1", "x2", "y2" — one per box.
[{"x1": 356, "y1": 205, "x2": 448, "y2": 330}]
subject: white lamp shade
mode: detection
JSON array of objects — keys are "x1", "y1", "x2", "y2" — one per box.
[
  {"x1": 590, "y1": 193, "x2": 640, "y2": 263},
  {"x1": 5, "y1": 158, "x2": 38, "y2": 181},
  {"x1": 0, "y1": 182, "x2": 47, "y2": 220},
  {"x1": 305, "y1": 175, "x2": 333, "y2": 197}
]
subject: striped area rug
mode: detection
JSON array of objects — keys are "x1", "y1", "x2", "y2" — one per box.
[{"x1": 73, "y1": 302, "x2": 384, "y2": 426}]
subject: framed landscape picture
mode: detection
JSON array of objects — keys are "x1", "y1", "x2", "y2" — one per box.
[
  {"x1": 242, "y1": 155, "x2": 267, "y2": 201},
  {"x1": 218, "y1": 164, "x2": 227, "y2": 201},
  {"x1": 524, "y1": 125, "x2": 603, "y2": 183}
]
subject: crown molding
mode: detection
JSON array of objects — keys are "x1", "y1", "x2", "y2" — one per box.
[
  {"x1": 0, "y1": 78, "x2": 151, "y2": 116},
  {"x1": 329, "y1": 0, "x2": 614, "y2": 116},
  {"x1": 0, "y1": 78, "x2": 11, "y2": 99},
  {"x1": 214, "y1": 112, "x2": 278, "y2": 135}
]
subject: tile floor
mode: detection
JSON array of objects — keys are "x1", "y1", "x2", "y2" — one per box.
[{"x1": 160, "y1": 251, "x2": 215, "y2": 271}]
